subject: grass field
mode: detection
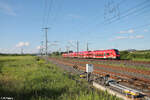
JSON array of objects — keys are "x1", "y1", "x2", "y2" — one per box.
[
  {"x1": 0, "y1": 56, "x2": 122, "y2": 100},
  {"x1": 120, "y1": 50, "x2": 150, "y2": 62}
]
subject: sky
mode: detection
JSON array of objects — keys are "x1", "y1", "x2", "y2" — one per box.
[{"x1": 0, "y1": 0, "x2": 150, "y2": 54}]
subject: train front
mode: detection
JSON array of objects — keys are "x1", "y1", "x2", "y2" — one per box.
[{"x1": 114, "y1": 49, "x2": 120, "y2": 59}]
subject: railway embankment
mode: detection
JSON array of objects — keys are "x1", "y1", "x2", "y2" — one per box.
[{"x1": 47, "y1": 56, "x2": 150, "y2": 100}]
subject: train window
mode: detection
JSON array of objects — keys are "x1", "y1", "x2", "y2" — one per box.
[
  {"x1": 104, "y1": 52, "x2": 106, "y2": 56},
  {"x1": 97, "y1": 54, "x2": 103, "y2": 56},
  {"x1": 107, "y1": 53, "x2": 109, "y2": 55},
  {"x1": 96, "y1": 54, "x2": 103, "y2": 56},
  {"x1": 114, "y1": 50, "x2": 119, "y2": 55},
  {"x1": 87, "y1": 54, "x2": 92, "y2": 56}
]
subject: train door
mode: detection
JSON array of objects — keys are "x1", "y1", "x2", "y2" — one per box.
[{"x1": 104, "y1": 52, "x2": 106, "y2": 58}]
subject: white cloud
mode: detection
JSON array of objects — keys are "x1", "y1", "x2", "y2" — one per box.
[
  {"x1": 144, "y1": 29, "x2": 148, "y2": 32},
  {"x1": 68, "y1": 14, "x2": 81, "y2": 19},
  {"x1": 119, "y1": 29, "x2": 134, "y2": 34},
  {"x1": 24, "y1": 42, "x2": 29, "y2": 46},
  {"x1": 16, "y1": 42, "x2": 30, "y2": 47},
  {"x1": 135, "y1": 35, "x2": 144, "y2": 39},
  {"x1": 114, "y1": 35, "x2": 144, "y2": 40},
  {"x1": 116, "y1": 36, "x2": 127, "y2": 39},
  {"x1": 37, "y1": 46, "x2": 41, "y2": 50},
  {"x1": 50, "y1": 43, "x2": 58, "y2": 46},
  {"x1": 128, "y1": 29, "x2": 134, "y2": 33},
  {"x1": 119, "y1": 31, "x2": 126, "y2": 34},
  {"x1": 129, "y1": 36, "x2": 134, "y2": 39},
  {"x1": 48, "y1": 41, "x2": 59, "y2": 46},
  {"x1": 0, "y1": 2, "x2": 16, "y2": 16},
  {"x1": 0, "y1": 47, "x2": 40, "y2": 54}
]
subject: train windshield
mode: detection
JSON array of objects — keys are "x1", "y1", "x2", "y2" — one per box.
[{"x1": 114, "y1": 49, "x2": 119, "y2": 55}]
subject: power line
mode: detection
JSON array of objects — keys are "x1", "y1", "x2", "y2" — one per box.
[
  {"x1": 105, "y1": 0, "x2": 150, "y2": 24},
  {"x1": 45, "y1": 0, "x2": 54, "y2": 27},
  {"x1": 41, "y1": 0, "x2": 54, "y2": 55},
  {"x1": 105, "y1": 0, "x2": 148, "y2": 22},
  {"x1": 42, "y1": 0, "x2": 54, "y2": 27},
  {"x1": 42, "y1": 0, "x2": 48, "y2": 28},
  {"x1": 105, "y1": 23, "x2": 150, "y2": 38},
  {"x1": 108, "y1": 4, "x2": 150, "y2": 24},
  {"x1": 122, "y1": 23, "x2": 150, "y2": 32}
]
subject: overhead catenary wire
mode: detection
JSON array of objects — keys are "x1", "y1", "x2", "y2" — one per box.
[
  {"x1": 78, "y1": 0, "x2": 150, "y2": 41},
  {"x1": 103, "y1": 22, "x2": 150, "y2": 39},
  {"x1": 120, "y1": 23, "x2": 150, "y2": 32},
  {"x1": 45, "y1": 0, "x2": 54, "y2": 27},
  {"x1": 105, "y1": 0, "x2": 148, "y2": 21},
  {"x1": 105, "y1": 0, "x2": 150, "y2": 24},
  {"x1": 41, "y1": 0, "x2": 54, "y2": 55},
  {"x1": 42, "y1": 0, "x2": 48, "y2": 28},
  {"x1": 42, "y1": 0, "x2": 54, "y2": 28},
  {"x1": 107, "y1": 4, "x2": 150, "y2": 24}
]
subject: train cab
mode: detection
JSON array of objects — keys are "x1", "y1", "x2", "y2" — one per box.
[{"x1": 114, "y1": 49, "x2": 120, "y2": 59}]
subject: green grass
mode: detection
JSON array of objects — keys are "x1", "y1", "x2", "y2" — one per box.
[
  {"x1": 0, "y1": 56, "x2": 122, "y2": 100},
  {"x1": 132, "y1": 58, "x2": 150, "y2": 62},
  {"x1": 120, "y1": 50, "x2": 150, "y2": 61},
  {"x1": 97, "y1": 62, "x2": 150, "y2": 71},
  {"x1": 59, "y1": 57, "x2": 150, "y2": 71}
]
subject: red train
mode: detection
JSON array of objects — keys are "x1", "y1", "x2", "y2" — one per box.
[{"x1": 62, "y1": 49, "x2": 120, "y2": 59}]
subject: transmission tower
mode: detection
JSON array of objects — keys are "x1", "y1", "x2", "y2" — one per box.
[
  {"x1": 42, "y1": 27, "x2": 49, "y2": 55},
  {"x1": 41, "y1": 41, "x2": 44, "y2": 56},
  {"x1": 87, "y1": 42, "x2": 89, "y2": 51},
  {"x1": 77, "y1": 40, "x2": 79, "y2": 53}
]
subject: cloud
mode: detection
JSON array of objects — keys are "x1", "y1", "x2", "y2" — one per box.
[
  {"x1": 68, "y1": 40, "x2": 77, "y2": 48},
  {"x1": 119, "y1": 31, "x2": 126, "y2": 34},
  {"x1": 135, "y1": 35, "x2": 144, "y2": 39},
  {"x1": 114, "y1": 35, "x2": 144, "y2": 40},
  {"x1": 0, "y1": 47, "x2": 40, "y2": 54},
  {"x1": 36, "y1": 46, "x2": 41, "y2": 50},
  {"x1": 0, "y1": 2, "x2": 16, "y2": 16},
  {"x1": 68, "y1": 14, "x2": 81, "y2": 19},
  {"x1": 48, "y1": 41, "x2": 59, "y2": 46},
  {"x1": 16, "y1": 42, "x2": 30, "y2": 47},
  {"x1": 144, "y1": 29, "x2": 148, "y2": 32},
  {"x1": 128, "y1": 29, "x2": 134, "y2": 33},
  {"x1": 116, "y1": 36, "x2": 128, "y2": 39},
  {"x1": 119, "y1": 29, "x2": 134, "y2": 34},
  {"x1": 50, "y1": 43, "x2": 58, "y2": 46}
]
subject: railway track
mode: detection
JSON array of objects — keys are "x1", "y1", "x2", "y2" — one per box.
[
  {"x1": 48, "y1": 57, "x2": 150, "y2": 94},
  {"x1": 64, "y1": 57, "x2": 150, "y2": 68},
  {"x1": 46, "y1": 57, "x2": 150, "y2": 99},
  {"x1": 56, "y1": 58, "x2": 150, "y2": 76}
]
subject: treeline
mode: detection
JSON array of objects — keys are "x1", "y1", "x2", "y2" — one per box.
[
  {"x1": 0, "y1": 53, "x2": 36, "y2": 56},
  {"x1": 49, "y1": 52, "x2": 63, "y2": 56},
  {"x1": 120, "y1": 51, "x2": 150, "y2": 60},
  {"x1": 49, "y1": 51, "x2": 73, "y2": 56}
]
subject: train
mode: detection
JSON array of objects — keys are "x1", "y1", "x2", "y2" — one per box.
[{"x1": 62, "y1": 49, "x2": 120, "y2": 59}]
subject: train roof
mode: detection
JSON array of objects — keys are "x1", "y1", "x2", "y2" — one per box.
[
  {"x1": 93, "y1": 49, "x2": 118, "y2": 51},
  {"x1": 62, "y1": 49, "x2": 119, "y2": 54}
]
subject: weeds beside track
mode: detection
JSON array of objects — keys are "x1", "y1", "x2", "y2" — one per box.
[{"x1": 0, "y1": 56, "x2": 122, "y2": 100}]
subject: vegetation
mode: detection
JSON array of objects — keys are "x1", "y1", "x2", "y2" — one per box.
[
  {"x1": 49, "y1": 51, "x2": 62, "y2": 56},
  {"x1": 50, "y1": 50, "x2": 150, "y2": 62},
  {"x1": 0, "y1": 56, "x2": 121, "y2": 100},
  {"x1": 0, "y1": 53, "x2": 36, "y2": 56},
  {"x1": 120, "y1": 50, "x2": 150, "y2": 61}
]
